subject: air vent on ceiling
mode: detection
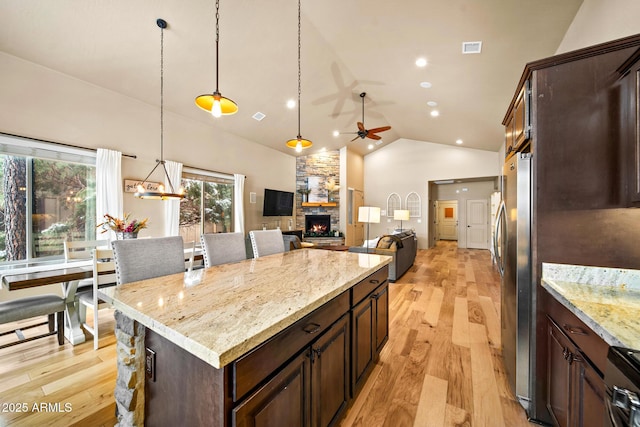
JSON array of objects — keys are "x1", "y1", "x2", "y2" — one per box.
[
  {"x1": 252, "y1": 112, "x2": 266, "y2": 121},
  {"x1": 462, "y1": 41, "x2": 482, "y2": 54}
]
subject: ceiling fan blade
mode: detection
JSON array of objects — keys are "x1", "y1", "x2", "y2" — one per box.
[
  {"x1": 350, "y1": 135, "x2": 361, "y2": 142},
  {"x1": 357, "y1": 122, "x2": 365, "y2": 132},
  {"x1": 366, "y1": 133, "x2": 382, "y2": 140},
  {"x1": 368, "y1": 126, "x2": 391, "y2": 134}
]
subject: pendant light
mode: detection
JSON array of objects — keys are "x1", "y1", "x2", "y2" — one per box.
[
  {"x1": 134, "y1": 19, "x2": 184, "y2": 200},
  {"x1": 195, "y1": 0, "x2": 238, "y2": 117},
  {"x1": 286, "y1": 0, "x2": 313, "y2": 152}
]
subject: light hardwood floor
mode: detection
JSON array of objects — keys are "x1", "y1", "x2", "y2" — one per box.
[{"x1": 0, "y1": 241, "x2": 532, "y2": 426}]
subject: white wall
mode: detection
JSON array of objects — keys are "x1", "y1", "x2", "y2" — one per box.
[
  {"x1": 0, "y1": 52, "x2": 296, "y2": 237},
  {"x1": 556, "y1": 0, "x2": 640, "y2": 53},
  {"x1": 363, "y1": 138, "x2": 500, "y2": 249}
]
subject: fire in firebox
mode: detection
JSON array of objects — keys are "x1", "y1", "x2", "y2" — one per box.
[{"x1": 305, "y1": 214, "x2": 331, "y2": 236}]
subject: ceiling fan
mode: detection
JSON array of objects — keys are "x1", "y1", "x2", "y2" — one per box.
[{"x1": 344, "y1": 92, "x2": 391, "y2": 142}]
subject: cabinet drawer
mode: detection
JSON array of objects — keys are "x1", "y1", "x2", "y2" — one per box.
[
  {"x1": 232, "y1": 291, "x2": 349, "y2": 402},
  {"x1": 544, "y1": 289, "x2": 607, "y2": 374},
  {"x1": 351, "y1": 266, "x2": 388, "y2": 306}
]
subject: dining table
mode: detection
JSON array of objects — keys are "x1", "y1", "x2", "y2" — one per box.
[{"x1": 1, "y1": 260, "x2": 93, "y2": 345}]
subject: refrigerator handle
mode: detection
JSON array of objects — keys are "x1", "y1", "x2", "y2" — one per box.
[{"x1": 493, "y1": 200, "x2": 506, "y2": 277}]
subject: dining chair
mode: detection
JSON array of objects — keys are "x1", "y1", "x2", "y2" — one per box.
[
  {"x1": 200, "y1": 233, "x2": 247, "y2": 267},
  {"x1": 64, "y1": 239, "x2": 109, "y2": 292},
  {"x1": 0, "y1": 294, "x2": 66, "y2": 350},
  {"x1": 184, "y1": 240, "x2": 196, "y2": 272},
  {"x1": 248, "y1": 229, "x2": 286, "y2": 258},
  {"x1": 111, "y1": 236, "x2": 186, "y2": 285},
  {"x1": 77, "y1": 248, "x2": 116, "y2": 350}
]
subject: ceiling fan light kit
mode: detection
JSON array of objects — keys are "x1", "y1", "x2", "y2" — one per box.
[
  {"x1": 286, "y1": 0, "x2": 312, "y2": 152},
  {"x1": 135, "y1": 19, "x2": 185, "y2": 201},
  {"x1": 195, "y1": 0, "x2": 238, "y2": 117}
]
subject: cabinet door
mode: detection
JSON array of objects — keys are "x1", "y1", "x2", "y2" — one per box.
[
  {"x1": 311, "y1": 314, "x2": 350, "y2": 427},
  {"x1": 505, "y1": 113, "x2": 515, "y2": 158},
  {"x1": 574, "y1": 350, "x2": 606, "y2": 427},
  {"x1": 547, "y1": 317, "x2": 572, "y2": 427},
  {"x1": 513, "y1": 80, "x2": 530, "y2": 151},
  {"x1": 351, "y1": 295, "x2": 374, "y2": 396},
  {"x1": 233, "y1": 351, "x2": 311, "y2": 427},
  {"x1": 625, "y1": 58, "x2": 640, "y2": 205},
  {"x1": 373, "y1": 282, "x2": 389, "y2": 355}
]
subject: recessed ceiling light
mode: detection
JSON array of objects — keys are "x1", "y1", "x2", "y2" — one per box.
[
  {"x1": 320, "y1": 147, "x2": 327, "y2": 152},
  {"x1": 286, "y1": 99, "x2": 296, "y2": 109},
  {"x1": 420, "y1": 82, "x2": 432, "y2": 89},
  {"x1": 415, "y1": 58, "x2": 427, "y2": 67},
  {"x1": 252, "y1": 112, "x2": 266, "y2": 121},
  {"x1": 367, "y1": 144, "x2": 374, "y2": 150},
  {"x1": 456, "y1": 139, "x2": 463, "y2": 145},
  {"x1": 332, "y1": 130, "x2": 340, "y2": 137},
  {"x1": 430, "y1": 110, "x2": 439, "y2": 117},
  {"x1": 427, "y1": 101, "x2": 438, "y2": 107}
]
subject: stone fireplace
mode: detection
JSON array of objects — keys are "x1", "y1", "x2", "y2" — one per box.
[{"x1": 305, "y1": 215, "x2": 331, "y2": 236}]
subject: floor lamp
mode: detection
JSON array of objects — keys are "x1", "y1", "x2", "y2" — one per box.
[
  {"x1": 394, "y1": 209, "x2": 410, "y2": 232},
  {"x1": 358, "y1": 206, "x2": 381, "y2": 254}
]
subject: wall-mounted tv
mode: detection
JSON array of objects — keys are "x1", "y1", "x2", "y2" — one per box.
[{"x1": 262, "y1": 188, "x2": 294, "y2": 216}]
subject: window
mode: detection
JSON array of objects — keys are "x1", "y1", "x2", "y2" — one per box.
[
  {"x1": 179, "y1": 169, "x2": 234, "y2": 244},
  {"x1": 0, "y1": 134, "x2": 96, "y2": 265}
]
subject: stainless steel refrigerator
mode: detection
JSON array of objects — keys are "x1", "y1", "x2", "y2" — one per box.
[{"x1": 494, "y1": 152, "x2": 533, "y2": 413}]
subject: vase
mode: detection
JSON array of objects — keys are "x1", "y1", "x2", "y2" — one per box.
[{"x1": 116, "y1": 232, "x2": 138, "y2": 240}]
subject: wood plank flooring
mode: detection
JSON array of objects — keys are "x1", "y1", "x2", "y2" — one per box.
[{"x1": 0, "y1": 241, "x2": 532, "y2": 426}]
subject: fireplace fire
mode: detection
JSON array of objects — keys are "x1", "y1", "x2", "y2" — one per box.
[{"x1": 305, "y1": 215, "x2": 331, "y2": 236}]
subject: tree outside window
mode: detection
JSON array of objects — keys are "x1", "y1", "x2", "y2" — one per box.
[{"x1": 179, "y1": 175, "x2": 233, "y2": 244}]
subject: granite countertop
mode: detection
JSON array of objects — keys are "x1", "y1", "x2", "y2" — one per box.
[
  {"x1": 541, "y1": 263, "x2": 640, "y2": 350},
  {"x1": 100, "y1": 248, "x2": 391, "y2": 369}
]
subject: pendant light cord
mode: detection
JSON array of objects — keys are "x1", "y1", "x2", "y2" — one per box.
[
  {"x1": 160, "y1": 22, "x2": 164, "y2": 162},
  {"x1": 296, "y1": 0, "x2": 301, "y2": 138},
  {"x1": 215, "y1": 0, "x2": 220, "y2": 92}
]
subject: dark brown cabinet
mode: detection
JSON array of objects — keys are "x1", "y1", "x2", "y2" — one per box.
[
  {"x1": 351, "y1": 279, "x2": 388, "y2": 396},
  {"x1": 504, "y1": 79, "x2": 530, "y2": 158},
  {"x1": 546, "y1": 317, "x2": 606, "y2": 427},
  {"x1": 233, "y1": 350, "x2": 311, "y2": 427},
  {"x1": 311, "y1": 314, "x2": 350, "y2": 427},
  {"x1": 543, "y1": 288, "x2": 607, "y2": 427},
  {"x1": 618, "y1": 49, "x2": 640, "y2": 206},
  {"x1": 234, "y1": 314, "x2": 350, "y2": 427}
]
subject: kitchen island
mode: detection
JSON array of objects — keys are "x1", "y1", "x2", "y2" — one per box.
[{"x1": 100, "y1": 248, "x2": 391, "y2": 427}]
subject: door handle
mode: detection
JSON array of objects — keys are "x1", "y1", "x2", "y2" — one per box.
[{"x1": 493, "y1": 200, "x2": 506, "y2": 277}]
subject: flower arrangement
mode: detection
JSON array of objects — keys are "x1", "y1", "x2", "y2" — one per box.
[
  {"x1": 98, "y1": 213, "x2": 148, "y2": 234},
  {"x1": 325, "y1": 178, "x2": 340, "y2": 193}
]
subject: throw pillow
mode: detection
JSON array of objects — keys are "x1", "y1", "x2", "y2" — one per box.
[{"x1": 362, "y1": 237, "x2": 380, "y2": 248}]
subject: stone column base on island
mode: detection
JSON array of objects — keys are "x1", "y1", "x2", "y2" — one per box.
[{"x1": 114, "y1": 310, "x2": 146, "y2": 427}]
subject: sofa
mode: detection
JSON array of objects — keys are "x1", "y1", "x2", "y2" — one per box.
[{"x1": 348, "y1": 231, "x2": 417, "y2": 282}]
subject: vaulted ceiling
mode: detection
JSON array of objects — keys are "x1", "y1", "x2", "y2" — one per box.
[{"x1": 0, "y1": 0, "x2": 583, "y2": 156}]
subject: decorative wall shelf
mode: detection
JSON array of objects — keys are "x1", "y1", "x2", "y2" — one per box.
[{"x1": 302, "y1": 202, "x2": 337, "y2": 207}]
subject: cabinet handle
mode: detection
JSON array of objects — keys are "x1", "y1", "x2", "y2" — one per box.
[
  {"x1": 302, "y1": 323, "x2": 321, "y2": 334},
  {"x1": 369, "y1": 279, "x2": 380, "y2": 285},
  {"x1": 563, "y1": 324, "x2": 588, "y2": 336}
]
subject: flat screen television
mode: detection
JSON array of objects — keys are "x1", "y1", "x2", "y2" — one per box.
[{"x1": 262, "y1": 188, "x2": 294, "y2": 216}]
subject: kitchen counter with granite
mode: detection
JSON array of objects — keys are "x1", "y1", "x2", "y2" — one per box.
[
  {"x1": 100, "y1": 248, "x2": 391, "y2": 369},
  {"x1": 541, "y1": 262, "x2": 640, "y2": 350}
]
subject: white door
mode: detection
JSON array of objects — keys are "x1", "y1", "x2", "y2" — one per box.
[
  {"x1": 466, "y1": 199, "x2": 488, "y2": 249},
  {"x1": 437, "y1": 201, "x2": 458, "y2": 240}
]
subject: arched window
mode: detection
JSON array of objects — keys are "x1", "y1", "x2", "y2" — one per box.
[
  {"x1": 386, "y1": 193, "x2": 401, "y2": 217},
  {"x1": 406, "y1": 192, "x2": 421, "y2": 217}
]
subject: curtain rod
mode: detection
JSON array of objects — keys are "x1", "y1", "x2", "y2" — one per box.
[{"x1": 0, "y1": 132, "x2": 137, "y2": 159}]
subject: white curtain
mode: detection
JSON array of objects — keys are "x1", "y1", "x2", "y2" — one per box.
[
  {"x1": 164, "y1": 160, "x2": 183, "y2": 236},
  {"x1": 96, "y1": 149, "x2": 123, "y2": 241},
  {"x1": 234, "y1": 173, "x2": 245, "y2": 235}
]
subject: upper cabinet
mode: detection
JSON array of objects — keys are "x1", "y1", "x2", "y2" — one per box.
[
  {"x1": 504, "y1": 79, "x2": 531, "y2": 159},
  {"x1": 618, "y1": 48, "x2": 640, "y2": 207}
]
